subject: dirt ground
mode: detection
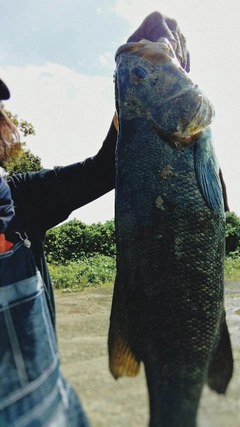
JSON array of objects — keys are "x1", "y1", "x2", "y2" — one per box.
[{"x1": 55, "y1": 281, "x2": 240, "y2": 427}]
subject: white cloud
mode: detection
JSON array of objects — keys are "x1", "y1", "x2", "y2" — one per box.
[
  {"x1": 113, "y1": 0, "x2": 187, "y2": 30},
  {"x1": 114, "y1": 0, "x2": 162, "y2": 24},
  {"x1": 0, "y1": 63, "x2": 115, "y2": 166},
  {"x1": 98, "y1": 52, "x2": 115, "y2": 69}
]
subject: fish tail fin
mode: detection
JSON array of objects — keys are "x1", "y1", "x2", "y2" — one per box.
[
  {"x1": 108, "y1": 332, "x2": 141, "y2": 379},
  {"x1": 207, "y1": 313, "x2": 233, "y2": 394}
]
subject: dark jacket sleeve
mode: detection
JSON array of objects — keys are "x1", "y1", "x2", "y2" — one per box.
[{"x1": 8, "y1": 120, "x2": 117, "y2": 232}]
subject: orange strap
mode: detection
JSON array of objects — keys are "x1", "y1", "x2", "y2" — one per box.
[{"x1": 0, "y1": 234, "x2": 14, "y2": 252}]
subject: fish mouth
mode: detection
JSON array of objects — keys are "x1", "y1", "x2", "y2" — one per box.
[{"x1": 115, "y1": 38, "x2": 181, "y2": 66}]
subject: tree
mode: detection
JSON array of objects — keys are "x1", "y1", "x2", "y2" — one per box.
[
  {"x1": 44, "y1": 219, "x2": 116, "y2": 263},
  {"x1": 3, "y1": 109, "x2": 35, "y2": 137},
  {"x1": 1, "y1": 108, "x2": 43, "y2": 173},
  {"x1": 4, "y1": 149, "x2": 43, "y2": 174}
]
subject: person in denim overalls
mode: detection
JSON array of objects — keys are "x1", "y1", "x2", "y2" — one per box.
[{"x1": 0, "y1": 13, "x2": 190, "y2": 426}]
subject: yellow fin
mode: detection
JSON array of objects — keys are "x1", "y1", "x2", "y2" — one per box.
[{"x1": 109, "y1": 334, "x2": 140, "y2": 379}]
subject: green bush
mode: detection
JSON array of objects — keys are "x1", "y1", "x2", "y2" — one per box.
[
  {"x1": 44, "y1": 219, "x2": 116, "y2": 263},
  {"x1": 49, "y1": 254, "x2": 116, "y2": 290},
  {"x1": 225, "y1": 212, "x2": 240, "y2": 256}
]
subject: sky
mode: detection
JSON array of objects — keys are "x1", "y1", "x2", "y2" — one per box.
[{"x1": 1, "y1": 0, "x2": 240, "y2": 224}]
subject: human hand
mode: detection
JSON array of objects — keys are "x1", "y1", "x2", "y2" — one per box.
[{"x1": 127, "y1": 11, "x2": 190, "y2": 72}]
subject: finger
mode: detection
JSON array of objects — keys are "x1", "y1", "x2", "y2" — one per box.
[{"x1": 127, "y1": 12, "x2": 175, "y2": 43}]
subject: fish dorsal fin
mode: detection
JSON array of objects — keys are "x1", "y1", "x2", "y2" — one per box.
[{"x1": 194, "y1": 128, "x2": 224, "y2": 211}]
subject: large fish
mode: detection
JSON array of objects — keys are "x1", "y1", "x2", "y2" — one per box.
[{"x1": 108, "y1": 38, "x2": 233, "y2": 427}]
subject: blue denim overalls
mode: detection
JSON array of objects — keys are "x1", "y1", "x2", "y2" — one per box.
[{"x1": 0, "y1": 236, "x2": 90, "y2": 426}]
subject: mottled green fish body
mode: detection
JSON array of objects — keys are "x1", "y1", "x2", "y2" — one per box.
[{"x1": 108, "y1": 39, "x2": 233, "y2": 427}]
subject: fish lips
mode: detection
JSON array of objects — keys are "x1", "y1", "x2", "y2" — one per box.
[{"x1": 115, "y1": 38, "x2": 180, "y2": 67}]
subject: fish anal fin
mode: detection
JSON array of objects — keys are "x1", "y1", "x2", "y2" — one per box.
[{"x1": 109, "y1": 334, "x2": 141, "y2": 379}]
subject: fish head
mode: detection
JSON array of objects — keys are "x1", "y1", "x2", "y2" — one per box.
[{"x1": 114, "y1": 38, "x2": 214, "y2": 147}]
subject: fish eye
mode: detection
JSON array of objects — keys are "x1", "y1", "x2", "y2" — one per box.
[{"x1": 131, "y1": 66, "x2": 147, "y2": 80}]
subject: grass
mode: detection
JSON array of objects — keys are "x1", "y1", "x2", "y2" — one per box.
[
  {"x1": 224, "y1": 256, "x2": 240, "y2": 281},
  {"x1": 49, "y1": 254, "x2": 115, "y2": 291},
  {"x1": 49, "y1": 254, "x2": 240, "y2": 291}
]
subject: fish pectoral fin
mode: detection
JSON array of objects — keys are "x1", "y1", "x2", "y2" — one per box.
[
  {"x1": 194, "y1": 128, "x2": 224, "y2": 211},
  {"x1": 108, "y1": 333, "x2": 141, "y2": 379}
]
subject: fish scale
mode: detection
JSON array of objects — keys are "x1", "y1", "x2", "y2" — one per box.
[{"x1": 108, "y1": 39, "x2": 233, "y2": 427}]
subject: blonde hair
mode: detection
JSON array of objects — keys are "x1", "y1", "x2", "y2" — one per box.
[{"x1": 0, "y1": 109, "x2": 21, "y2": 163}]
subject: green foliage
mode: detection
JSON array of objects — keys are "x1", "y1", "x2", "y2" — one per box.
[
  {"x1": 4, "y1": 109, "x2": 35, "y2": 137},
  {"x1": 49, "y1": 254, "x2": 115, "y2": 290},
  {"x1": 44, "y1": 219, "x2": 116, "y2": 263},
  {"x1": 225, "y1": 212, "x2": 240, "y2": 257},
  {"x1": 45, "y1": 219, "x2": 116, "y2": 289},
  {"x1": 3, "y1": 149, "x2": 43, "y2": 174},
  {"x1": 2, "y1": 108, "x2": 42, "y2": 173}
]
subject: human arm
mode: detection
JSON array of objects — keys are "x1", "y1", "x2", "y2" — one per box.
[{"x1": 8, "y1": 120, "x2": 117, "y2": 231}]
